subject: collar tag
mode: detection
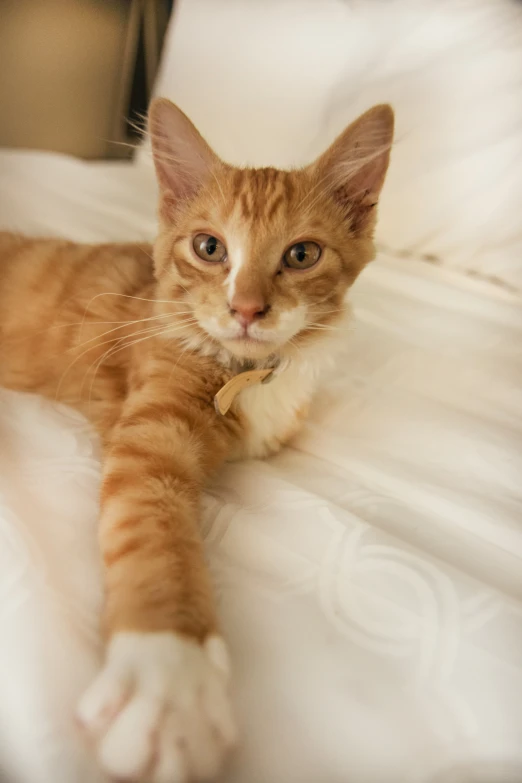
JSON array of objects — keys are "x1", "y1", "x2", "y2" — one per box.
[{"x1": 214, "y1": 368, "x2": 274, "y2": 416}]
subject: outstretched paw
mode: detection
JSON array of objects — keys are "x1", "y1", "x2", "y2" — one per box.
[{"x1": 77, "y1": 632, "x2": 237, "y2": 782}]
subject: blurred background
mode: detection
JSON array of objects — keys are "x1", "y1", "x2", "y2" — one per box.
[
  {"x1": 0, "y1": 0, "x2": 172, "y2": 159},
  {"x1": 0, "y1": 0, "x2": 521, "y2": 289}
]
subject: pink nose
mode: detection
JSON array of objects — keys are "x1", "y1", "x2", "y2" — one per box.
[{"x1": 229, "y1": 297, "x2": 269, "y2": 327}]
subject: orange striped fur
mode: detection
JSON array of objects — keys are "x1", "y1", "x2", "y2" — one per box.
[{"x1": 0, "y1": 98, "x2": 393, "y2": 782}]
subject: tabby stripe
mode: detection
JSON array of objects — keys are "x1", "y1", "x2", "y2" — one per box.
[
  {"x1": 102, "y1": 467, "x2": 200, "y2": 503},
  {"x1": 108, "y1": 442, "x2": 201, "y2": 478},
  {"x1": 266, "y1": 193, "x2": 284, "y2": 221},
  {"x1": 103, "y1": 536, "x2": 145, "y2": 567}
]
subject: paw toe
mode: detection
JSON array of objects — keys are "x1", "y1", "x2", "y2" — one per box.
[
  {"x1": 99, "y1": 695, "x2": 161, "y2": 780},
  {"x1": 77, "y1": 671, "x2": 129, "y2": 737}
]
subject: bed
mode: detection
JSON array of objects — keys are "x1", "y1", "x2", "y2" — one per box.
[
  {"x1": 1, "y1": 2, "x2": 522, "y2": 782},
  {"x1": 1, "y1": 148, "x2": 522, "y2": 783}
]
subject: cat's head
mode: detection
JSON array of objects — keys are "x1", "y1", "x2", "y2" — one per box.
[{"x1": 149, "y1": 98, "x2": 393, "y2": 363}]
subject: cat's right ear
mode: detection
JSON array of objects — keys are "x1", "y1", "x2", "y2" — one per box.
[{"x1": 148, "y1": 98, "x2": 218, "y2": 218}]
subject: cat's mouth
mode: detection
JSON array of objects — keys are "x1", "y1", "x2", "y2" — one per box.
[
  {"x1": 197, "y1": 310, "x2": 304, "y2": 360},
  {"x1": 220, "y1": 333, "x2": 279, "y2": 360},
  {"x1": 227, "y1": 335, "x2": 268, "y2": 345}
]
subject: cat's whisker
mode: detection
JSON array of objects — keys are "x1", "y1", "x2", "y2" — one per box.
[
  {"x1": 105, "y1": 139, "x2": 142, "y2": 154},
  {"x1": 84, "y1": 319, "x2": 201, "y2": 405},
  {"x1": 4, "y1": 314, "x2": 184, "y2": 346},
  {"x1": 77, "y1": 315, "x2": 198, "y2": 351},
  {"x1": 78, "y1": 291, "x2": 194, "y2": 340},
  {"x1": 81, "y1": 290, "x2": 193, "y2": 313},
  {"x1": 306, "y1": 316, "x2": 342, "y2": 325},
  {"x1": 166, "y1": 342, "x2": 193, "y2": 386},
  {"x1": 58, "y1": 323, "x2": 175, "y2": 398},
  {"x1": 165, "y1": 325, "x2": 215, "y2": 387},
  {"x1": 73, "y1": 314, "x2": 173, "y2": 351},
  {"x1": 126, "y1": 114, "x2": 147, "y2": 139},
  {"x1": 85, "y1": 320, "x2": 200, "y2": 404},
  {"x1": 308, "y1": 307, "x2": 346, "y2": 317},
  {"x1": 72, "y1": 311, "x2": 196, "y2": 352},
  {"x1": 137, "y1": 247, "x2": 156, "y2": 264},
  {"x1": 58, "y1": 317, "x2": 199, "y2": 400},
  {"x1": 287, "y1": 337, "x2": 305, "y2": 361}
]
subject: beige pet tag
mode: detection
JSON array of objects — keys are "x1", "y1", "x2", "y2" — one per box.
[{"x1": 214, "y1": 368, "x2": 274, "y2": 415}]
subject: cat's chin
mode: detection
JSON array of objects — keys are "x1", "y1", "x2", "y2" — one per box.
[{"x1": 220, "y1": 336, "x2": 278, "y2": 362}]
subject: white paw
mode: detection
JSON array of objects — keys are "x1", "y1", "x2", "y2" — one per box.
[{"x1": 76, "y1": 632, "x2": 237, "y2": 783}]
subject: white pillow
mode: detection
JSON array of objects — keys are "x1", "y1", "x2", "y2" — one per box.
[{"x1": 143, "y1": 0, "x2": 522, "y2": 292}]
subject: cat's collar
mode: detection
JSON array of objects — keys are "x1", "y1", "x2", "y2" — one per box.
[{"x1": 214, "y1": 357, "x2": 289, "y2": 416}]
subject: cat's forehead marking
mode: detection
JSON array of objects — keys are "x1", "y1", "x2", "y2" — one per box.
[
  {"x1": 227, "y1": 167, "x2": 295, "y2": 224},
  {"x1": 225, "y1": 230, "x2": 250, "y2": 300},
  {"x1": 220, "y1": 167, "x2": 303, "y2": 301}
]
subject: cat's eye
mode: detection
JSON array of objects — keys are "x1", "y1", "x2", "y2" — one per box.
[
  {"x1": 193, "y1": 234, "x2": 227, "y2": 263},
  {"x1": 283, "y1": 241, "x2": 322, "y2": 270}
]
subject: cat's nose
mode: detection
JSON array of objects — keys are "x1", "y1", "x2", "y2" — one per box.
[{"x1": 229, "y1": 295, "x2": 270, "y2": 327}]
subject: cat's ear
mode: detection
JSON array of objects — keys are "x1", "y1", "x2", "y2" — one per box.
[
  {"x1": 311, "y1": 104, "x2": 394, "y2": 233},
  {"x1": 148, "y1": 98, "x2": 219, "y2": 216}
]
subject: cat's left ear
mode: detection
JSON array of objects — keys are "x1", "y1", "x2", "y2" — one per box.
[
  {"x1": 311, "y1": 104, "x2": 394, "y2": 233},
  {"x1": 148, "y1": 98, "x2": 219, "y2": 218}
]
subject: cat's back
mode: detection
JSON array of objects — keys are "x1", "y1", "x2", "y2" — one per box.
[
  {"x1": 0, "y1": 231, "x2": 154, "y2": 294},
  {"x1": 0, "y1": 231, "x2": 154, "y2": 326},
  {"x1": 0, "y1": 232, "x2": 155, "y2": 400}
]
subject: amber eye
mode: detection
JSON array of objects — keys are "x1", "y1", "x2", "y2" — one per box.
[
  {"x1": 193, "y1": 234, "x2": 227, "y2": 263},
  {"x1": 283, "y1": 241, "x2": 321, "y2": 270}
]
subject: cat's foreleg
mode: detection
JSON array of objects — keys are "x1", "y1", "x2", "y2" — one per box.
[{"x1": 77, "y1": 386, "x2": 237, "y2": 783}]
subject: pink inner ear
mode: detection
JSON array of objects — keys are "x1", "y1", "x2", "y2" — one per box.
[
  {"x1": 331, "y1": 158, "x2": 387, "y2": 231},
  {"x1": 315, "y1": 104, "x2": 394, "y2": 222},
  {"x1": 338, "y1": 148, "x2": 390, "y2": 205},
  {"x1": 149, "y1": 99, "x2": 218, "y2": 203}
]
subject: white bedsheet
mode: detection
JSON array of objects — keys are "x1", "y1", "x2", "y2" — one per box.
[{"x1": 1, "y1": 150, "x2": 522, "y2": 783}]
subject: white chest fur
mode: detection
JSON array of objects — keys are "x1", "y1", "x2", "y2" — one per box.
[
  {"x1": 233, "y1": 348, "x2": 331, "y2": 460},
  {"x1": 219, "y1": 307, "x2": 350, "y2": 460}
]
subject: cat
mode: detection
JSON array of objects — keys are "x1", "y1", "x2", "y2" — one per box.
[{"x1": 0, "y1": 98, "x2": 393, "y2": 783}]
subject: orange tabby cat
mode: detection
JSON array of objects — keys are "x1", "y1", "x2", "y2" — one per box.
[{"x1": 0, "y1": 98, "x2": 393, "y2": 782}]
